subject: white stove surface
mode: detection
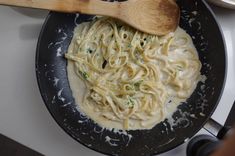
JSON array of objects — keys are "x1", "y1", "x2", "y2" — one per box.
[{"x1": 0, "y1": 4, "x2": 234, "y2": 156}]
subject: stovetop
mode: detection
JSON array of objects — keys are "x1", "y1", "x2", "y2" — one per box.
[{"x1": 0, "y1": 4, "x2": 234, "y2": 156}]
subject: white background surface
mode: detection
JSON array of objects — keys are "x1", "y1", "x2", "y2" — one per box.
[{"x1": 0, "y1": 4, "x2": 234, "y2": 156}]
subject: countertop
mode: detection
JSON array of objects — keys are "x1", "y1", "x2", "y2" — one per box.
[{"x1": 0, "y1": 4, "x2": 235, "y2": 156}]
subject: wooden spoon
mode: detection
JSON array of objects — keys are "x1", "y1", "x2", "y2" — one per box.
[{"x1": 0, "y1": 0, "x2": 180, "y2": 35}]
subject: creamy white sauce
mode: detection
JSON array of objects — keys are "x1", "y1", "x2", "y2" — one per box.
[{"x1": 66, "y1": 18, "x2": 202, "y2": 130}]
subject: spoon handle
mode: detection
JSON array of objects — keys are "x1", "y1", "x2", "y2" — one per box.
[{"x1": 0, "y1": 0, "x2": 119, "y2": 16}]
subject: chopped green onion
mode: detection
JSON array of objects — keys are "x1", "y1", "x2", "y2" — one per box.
[
  {"x1": 126, "y1": 85, "x2": 134, "y2": 90},
  {"x1": 134, "y1": 80, "x2": 143, "y2": 88},
  {"x1": 126, "y1": 97, "x2": 135, "y2": 108},
  {"x1": 79, "y1": 70, "x2": 89, "y2": 79}
]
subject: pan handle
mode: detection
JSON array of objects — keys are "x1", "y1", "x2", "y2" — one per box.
[
  {"x1": 203, "y1": 118, "x2": 232, "y2": 139},
  {"x1": 187, "y1": 119, "x2": 231, "y2": 156},
  {"x1": 203, "y1": 100, "x2": 235, "y2": 139},
  {"x1": 187, "y1": 101, "x2": 235, "y2": 156}
]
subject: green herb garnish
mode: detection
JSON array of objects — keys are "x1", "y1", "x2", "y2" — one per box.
[
  {"x1": 126, "y1": 97, "x2": 135, "y2": 108},
  {"x1": 134, "y1": 80, "x2": 143, "y2": 89},
  {"x1": 126, "y1": 85, "x2": 134, "y2": 90},
  {"x1": 79, "y1": 71, "x2": 89, "y2": 79}
]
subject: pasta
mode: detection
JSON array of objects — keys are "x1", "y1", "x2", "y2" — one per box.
[{"x1": 65, "y1": 17, "x2": 202, "y2": 130}]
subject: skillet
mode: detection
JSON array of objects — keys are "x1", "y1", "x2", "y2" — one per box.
[{"x1": 36, "y1": 0, "x2": 227, "y2": 155}]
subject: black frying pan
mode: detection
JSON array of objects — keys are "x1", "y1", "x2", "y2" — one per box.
[{"x1": 36, "y1": 0, "x2": 227, "y2": 155}]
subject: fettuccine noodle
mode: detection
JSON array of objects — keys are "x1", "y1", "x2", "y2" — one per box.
[{"x1": 65, "y1": 17, "x2": 202, "y2": 130}]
